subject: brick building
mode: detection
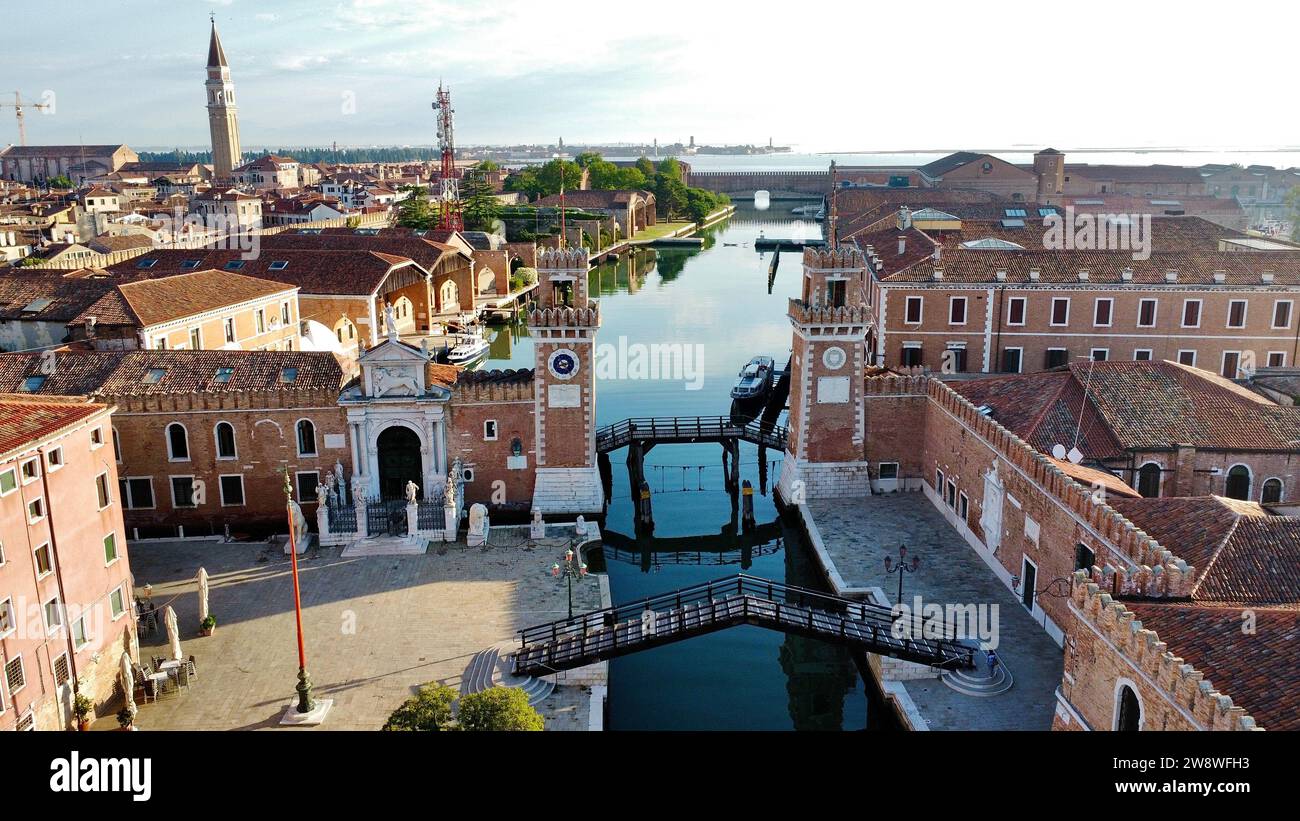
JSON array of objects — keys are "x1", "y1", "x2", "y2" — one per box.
[
  {"x1": 0, "y1": 395, "x2": 134, "y2": 730},
  {"x1": 0, "y1": 350, "x2": 350, "y2": 537},
  {"x1": 956, "y1": 361, "x2": 1300, "y2": 503},
  {"x1": 0, "y1": 144, "x2": 138, "y2": 185}
]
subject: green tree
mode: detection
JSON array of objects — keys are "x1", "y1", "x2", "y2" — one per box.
[
  {"x1": 634, "y1": 156, "x2": 656, "y2": 178},
  {"x1": 683, "y1": 188, "x2": 721, "y2": 224},
  {"x1": 574, "y1": 151, "x2": 603, "y2": 169},
  {"x1": 657, "y1": 157, "x2": 682, "y2": 182},
  {"x1": 394, "y1": 186, "x2": 437, "y2": 229},
  {"x1": 503, "y1": 167, "x2": 543, "y2": 201},
  {"x1": 47, "y1": 175, "x2": 73, "y2": 189},
  {"x1": 462, "y1": 167, "x2": 500, "y2": 232},
  {"x1": 536, "y1": 159, "x2": 583, "y2": 197},
  {"x1": 651, "y1": 172, "x2": 689, "y2": 220},
  {"x1": 476, "y1": 159, "x2": 500, "y2": 173},
  {"x1": 382, "y1": 684, "x2": 457, "y2": 731},
  {"x1": 458, "y1": 687, "x2": 544, "y2": 731}
]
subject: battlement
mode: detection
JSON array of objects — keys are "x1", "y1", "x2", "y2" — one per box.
[
  {"x1": 451, "y1": 368, "x2": 534, "y2": 403},
  {"x1": 787, "y1": 298, "x2": 868, "y2": 326},
  {"x1": 537, "y1": 246, "x2": 589, "y2": 271},
  {"x1": 527, "y1": 303, "x2": 601, "y2": 328},
  {"x1": 803, "y1": 246, "x2": 866, "y2": 271},
  {"x1": 865, "y1": 374, "x2": 1196, "y2": 595},
  {"x1": 1070, "y1": 573, "x2": 1260, "y2": 731}
]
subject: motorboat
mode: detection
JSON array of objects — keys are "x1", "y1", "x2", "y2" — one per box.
[
  {"x1": 444, "y1": 330, "x2": 491, "y2": 369},
  {"x1": 730, "y1": 356, "x2": 775, "y2": 400}
]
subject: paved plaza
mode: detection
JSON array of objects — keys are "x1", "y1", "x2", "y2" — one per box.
[
  {"x1": 107, "y1": 529, "x2": 604, "y2": 731},
  {"x1": 806, "y1": 493, "x2": 1063, "y2": 730}
]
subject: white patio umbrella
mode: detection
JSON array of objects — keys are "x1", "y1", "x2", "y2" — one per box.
[
  {"x1": 119, "y1": 652, "x2": 136, "y2": 713},
  {"x1": 164, "y1": 605, "x2": 183, "y2": 662},
  {"x1": 197, "y1": 567, "x2": 210, "y2": 625}
]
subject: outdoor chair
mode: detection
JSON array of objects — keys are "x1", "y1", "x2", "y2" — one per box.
[
  {"x1": 176, "y1": 664, "x2": 190, "y2": 690},
  {"x1": 187, "y1": 656, "x2": 198, "y2": 680}
]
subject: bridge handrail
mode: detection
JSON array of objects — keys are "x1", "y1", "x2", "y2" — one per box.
[
  {"x1": 517, "y1": 573, "x2": 966, "y2": 658},
  {"x1": 595, "y1": 416, "x2": 788, "y2": 451}
]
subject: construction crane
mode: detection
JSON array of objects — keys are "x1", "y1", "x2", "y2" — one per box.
[
  {"x1": 0, "y1": 92, "x2": 51, "y2": 146},
  {"x1": 431, "y1": 83, "x2": 463, "y2": 232}
]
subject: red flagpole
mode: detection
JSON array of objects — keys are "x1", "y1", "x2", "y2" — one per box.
[{"x1": 283, "y1": 471, "x2": 313, "y2": 712}]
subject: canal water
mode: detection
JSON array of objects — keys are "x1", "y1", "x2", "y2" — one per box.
[{"x1": 483, "y1": 204, "x2": 892, "y2": 730}]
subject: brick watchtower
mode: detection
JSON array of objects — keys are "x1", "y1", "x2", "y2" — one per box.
[
  {"x1": 205, "y1": 19, "x2": 242, "y2": 184},
  {"x1": 528, "y1": 247, "x2": 604, "y2": 514},
  {"x1": 777, "y1": 247, "x2": 872, "y2": 502}
]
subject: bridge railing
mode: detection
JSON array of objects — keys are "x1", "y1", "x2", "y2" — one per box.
[
  {"x1": 595, "y1": 416, "x2": 787, "y2": 452},
  {"x1": 518, "y1": 572, "x2": 959, "y2": 652}
]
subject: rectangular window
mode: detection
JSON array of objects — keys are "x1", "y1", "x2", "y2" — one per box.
[
  {"x1": 43, "y1": 596, "x2": 63, "y2": 634},
  {"x1": 295, "y1": 472, "x2": 320, "y2": 503},
  {"x1": 483, "y1": 420, "x2": 499, "y2": 441},
  {"x1": 1177, "y1": 349, "x2": 1197, "y2": 367},
  {"x1": 224, "y1": 317, "x2": 236, "y2": 343},
  {"x1": 1050, "y1": 298, "x2": 1070, "y2": 326},
  {"x1": 1045, "y1": 348, "x2": 1069, "y2": 369},
  {"x1": 949, "y1": 297, "x2": 967, "y2": 325},
  {"x1": 1091, "y1": 348, "x2": 1109, "y2": 362},
  {"x1": 27, "y1": 497, "x2": 45, "y2": 523},
  {"x1": 1075, "y1": 544, "x2": 1096, "y2": 571},
  {"x1": 34, "y1": 543, "x2": 52, "y2": 576},
  {"x1": 120, "y1": 477, "x2": 155, "y2": 509},
  {"x1": 959, "y1": 492, "x2": 969, "y2": 522},
  {"x1": 0, "y1": 468, "x2": 15, "y2": 495},
  {"x1": 1181, "y1": 299, "x2": 1202, "y2": 328},
  {"x1": 171, "y1": 476, "x2": 197, "y2": 508},
  {"x1": 1007, "y1": 296, "x2": 1026, "y2": 326},
  {"x1": 1268, "y1": 352, "x2": 1286, "y2": 368},
  {"x1": 103, "y1": 532, "x2": 118, "y2": 564},
  {"x1": 20, "y1": 458, "x2": 38, "y2": 484},
  {"x1": 72, "y1": 615, "x2": 88, "y2": 648},
  {"x1": 877, "y1": 462, "x2": 899, "y2": 480},
  {"x1": 1134, "y1": 349, "x2": 1153, "y2": 361},
  {"x1": 904, "y1": 296, "x2": 923, "y2": 324},
  {"x1": 1227, "y1": 300, "x2": 1247, "y2": 329},
  {"x1": 5, "y1": 657, "x2": 25, "y2": 695},
  {"x1": 1002, "y1": 348, "x2": 1022, "y2": 373},
  {"x1": 1094, "y1": 298, "x2": 1113, "y2": 327},
  {"x1": 90, "y1": 427, "x2": 104, "y2": 448},
  {"x1": 945, "y1": 479, "x2": 957, "y2": 508},
  {"x1": 255, "y1": 309, "x2": 266, "y2": 334},
  {"x1": 52, "y1": 654, "x2": 70, "y2": 688},
  {"x1": 1138, "y1": 298, "x2": 1157, "y2": 328},
  {"x1": 1273, "y1": 300, "x2": 1292, "y2": 329},
  {"x1": 46, "y1": 447, "x2": 63, "y2": 471},
  {"x1": 95, "y1": 472, "x2": 111, "y2": 509},
  {"x1": 110, "y1": 586, "x2": 126, "y2": 620},
  {"x1": 281, "y1": 302, "x2": 291, "y2": 326},
  {"x1": 189, "y1": 327, "x2": 202, "y2": 350},
  {"x1": 0, "y1": 598, "x2": 14, "y2": 637},
  {"x1": 935, "y1": 469, "x2": 945, "y2": 492},
  {"x1": 901, "y1": 345, "x2": 922, "y2": 368},
  {"x1": 219, "y1": 475, "x2": 245, "y2": 507},
  {"x1": 1222, "y1": 351, "x2": 1241, "y2": 379}
]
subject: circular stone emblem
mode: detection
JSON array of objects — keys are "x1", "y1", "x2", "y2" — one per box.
[
  {"x1": 548, "y1": 348, "x2": 579, "y2": 379},
  {"x1": 822, "y1": 346, "x2": 847, "y2": 370}
]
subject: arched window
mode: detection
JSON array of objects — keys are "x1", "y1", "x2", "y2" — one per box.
[
  {"x1": 166, "y1": 423, "x2": 189, "y2": 461},
  {"x1": 1261, "y1": 477, "x2": 1283, "y2": 504},
  {"x1": 214, "y1": 422, "x2": 237, "y2": 459},
  {"x1": 1136, "y1": 463, "x2": 1161, "y2": 498},
  {"x1": 1116, "y1": 684, "x2": 1142, "y2": 731},
  {"x1": 297, "y1": 419, "x2": 317, "y2": 456},
  {"x1": 1225, "y1": 465, "x2": 1251, "y2": 500}
]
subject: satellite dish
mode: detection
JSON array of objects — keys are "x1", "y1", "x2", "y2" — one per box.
[
  {"x1": 1051, "y1": 444, "x2": 1067, "y2": 460},
  {"x1": 1067, "y1": 446, "x2": 1084, "y2": 464}
]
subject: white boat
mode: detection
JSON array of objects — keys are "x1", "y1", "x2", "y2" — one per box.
[{"x1": 444, "y1": 330, "x2": 491, "y2": 369}]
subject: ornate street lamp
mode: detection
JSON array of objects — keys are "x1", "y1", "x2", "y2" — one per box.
[
  {"x1": 551, "y1": 542, "x2": 588, "y2": 619},
  {"x1": 883, "y1": 544, "x2": 920, "y2": 606}
]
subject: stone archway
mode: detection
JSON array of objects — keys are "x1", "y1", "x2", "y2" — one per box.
[{"x1": 376, "y1": 425, "x2": 422, "y2": 500}]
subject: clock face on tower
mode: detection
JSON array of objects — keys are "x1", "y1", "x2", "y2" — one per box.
[{"x1": 548, "y1": 348, "x2": 579, "y2": 379}]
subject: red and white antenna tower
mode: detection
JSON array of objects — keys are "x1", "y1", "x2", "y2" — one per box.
[{"x1": 432, "y1": 83, "x2": 463, "y2": 232}]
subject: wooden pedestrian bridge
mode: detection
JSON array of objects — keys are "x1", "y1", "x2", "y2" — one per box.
[
  {"x1": 511, "y1": 573, "x2": 976, "y2": 677},
  {"x1": 595, "y1": 416, "x2": 788, "y2": 454}
]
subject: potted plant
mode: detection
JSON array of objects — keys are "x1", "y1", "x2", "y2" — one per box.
[
  {"x1": 200, "y1": 615, "x2": 216, "y2": 637},
  {"x1": 72, "y1": 693, "x2": 94, "y2": 731},
  {"x1": 116, "y1": 706, "x2": 137, "y2": 731}
]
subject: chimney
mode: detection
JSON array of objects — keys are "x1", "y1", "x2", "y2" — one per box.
[
  {"x1": 85, "y1": 316, "x2": 97, "y2": 338},
  {"x1": 1077, "y1": 270, "x2": 1089, "y2": 281},
  {"x1": 1262, "y1": 271, "x2": 1275, "y2": 284},
  {"x1": 1121, "y1": 267, "x2": 1134, "y2": 281},
  {"x1": 932, "y1": 267, "x2": 944, "y2": 281},
  {"x1": 1165, "y1": 269, "x2": 1178, "y2": 283},
  {"x1": 995, "y1": 269, "x2": 1007, "y2": 281},
  {"x1": 1213, "y1": 270, "x2": 1227, "y2": 284},
  {"x1": 1028, "y1": 268, "x2": 1040, "y2": 282},
  {"x1": 933, "y1": 245, "x2": 941, "y2": 261},
  {"x1": 898, "y1": 236, "x2": 907, "y2": 256},
  {"x1": 897, "y1": 206, "x2": 912, "y2": 230}
]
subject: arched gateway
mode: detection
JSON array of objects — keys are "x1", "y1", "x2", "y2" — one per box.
[{"x1": 377, "y1": 425, "x2": 422, "y2": 499}]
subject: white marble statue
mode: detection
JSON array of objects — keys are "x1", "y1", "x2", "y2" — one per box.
[
  {"x1": 467, "y1": 503, "x2": 489, "y2": 547},
  {"x1": 405, "y1": 480, "x2": 419, "y2": 504},
  {"x1": 530, "y1": 508, "x2": 545, "y2": 540},
  {"x1": 384, "y1": 301, "x2": 398, "y2": 340},
  {"x1": 315, "y1": 483, "x2": 329, "y2": 507},
  {"x1": 352, "y1": 477, "x2": 366, "y2": 505},
  {"x1": 334, "y1": 461, "x2": 346, "y2": 493},
  {"x1": 575, "y1": 515, "x2": 588, "y2": 537},
  {"x1": 286, "y1": 500, "x2": 310, "y2": 554}
]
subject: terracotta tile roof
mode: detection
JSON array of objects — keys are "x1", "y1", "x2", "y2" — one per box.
[
  {"x1": 916, "y1": 152, "x2": 989, "y2": 177},
  {"x1": 1063, "y1": 163, "x2": 1205, "y2": 185},
  {"x1": 106, "y1": 249, "x2": 413, "y2": 296},
  {"x1": 0, "y1": 144, "x2": 130, "y2": 159},
  {"x1": 87, "y1": 234, "x2": 154, "y2": 253},
  {"x1": 0, "y1": 273, "x2": 118, "y2": 322},
  {"x1": 1049, "y1": 457, "x2": 1140, "y2": 498},
  {"x1": 1125, "y1": 602, "x2": 1300, "y2": 730},
  {"x1": 1109, "y1": 495, "x2": 1300, "y2": 606},
  {"x1": 534, "y1": 190, "x2": 651, "y2": 209},
  {"x1": 108, "y1": 269, "x2": 296, "y2": 327},
  {"x1": 0, "y1": 350, "x2": 344, "y2": 397},
  {"x1": 258, "y1": 233, "x2": 462, "y2": 271},
  {"x1": 957, "y1": 361, "x2": 1300, "y2": 456},
  {"x1": 0, "y1": 395, "x2": 106, "y2": 459}
]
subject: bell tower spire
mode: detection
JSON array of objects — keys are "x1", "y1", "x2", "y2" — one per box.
[{"x1": 206, "y1": 17, "x2": 242, "y2": 183}]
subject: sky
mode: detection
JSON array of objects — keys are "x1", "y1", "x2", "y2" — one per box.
[{"x1": 2, "y1": 0, "x2": 1297, "y2": 152}]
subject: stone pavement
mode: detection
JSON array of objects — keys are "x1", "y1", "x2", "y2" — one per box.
[
  {"x1": 806, "y1": 493, "x2": 1063, "y2": 730},
  {"x1": 111, "y1": 529, "x2": 604, "y2": 731}
]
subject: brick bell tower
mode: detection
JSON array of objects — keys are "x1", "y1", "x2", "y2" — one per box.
[
  {"x1": 528, "y1": 246, "x2": 604, "y2": 514},
  {"x1": 777, "y1": 246, "x2": 872, "y2": 502}
]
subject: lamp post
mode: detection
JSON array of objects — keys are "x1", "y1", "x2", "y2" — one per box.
[
  {"x1": 551, "y1": 542, "x2": 588, "y2": 619},
  {"x1": 282, "y1": 470, "x2": 314, "y2": 714},
  {"x1": 883, "y1": 544, "x2": 920, "y2": 607}
]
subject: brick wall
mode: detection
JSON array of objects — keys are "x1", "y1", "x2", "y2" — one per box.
[{"x1": 447, "y1": 378, "x2": 536, "y2": 510}]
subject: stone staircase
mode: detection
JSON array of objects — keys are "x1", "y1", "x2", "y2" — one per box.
[
  {"x1": 940, "y1": 649, "x2": 1013, "y2": 697},
  {"x1": 531, "y1": 467, "x2": 605, "y2": 515},
  {"x1": 340, "y1": 535, "x2": 428, "y2": 557},
  {"x1": 461, "y1": 645, "x2": 554, "y2": 706}
]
